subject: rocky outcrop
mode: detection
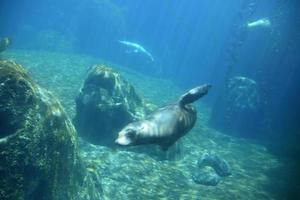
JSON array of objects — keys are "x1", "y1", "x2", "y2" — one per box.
[
  {"x1": 210, "y1": 76, "x2": 263, "y2": 137},
  {"x1": 0, "y1": 60, "x2": 81, "y2": 200},
  {"x1": 226, "y1": 76, "x2": 260, "y2": 110},
  {"x1": 74, "y1": 65, "x2": 153, "y2": 146}
]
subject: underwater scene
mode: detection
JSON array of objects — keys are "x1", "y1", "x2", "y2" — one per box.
[{"x1": 0, "y1": 0, "x2": 299, "y2": 199}]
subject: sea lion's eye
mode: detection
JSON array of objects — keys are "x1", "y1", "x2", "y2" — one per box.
[{"x1": 126, "y1": 129, "x2": 136, "y2": 138}]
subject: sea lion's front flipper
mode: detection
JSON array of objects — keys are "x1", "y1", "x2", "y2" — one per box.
[{"x1": 178, "y1": 84, "x2": 211, "y2": 106}]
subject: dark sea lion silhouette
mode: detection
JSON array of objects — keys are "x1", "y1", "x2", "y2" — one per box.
[{"x1": 115, "y1": 84, "x2": 211, "y2": 150}]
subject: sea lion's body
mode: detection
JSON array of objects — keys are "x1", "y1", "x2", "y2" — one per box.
[
  {"x1": 124, "y1": 104, "x2": 196, "y2": 150},
  {"x1": 116, "y1": 84, "x2": 211, "y2": 150}
]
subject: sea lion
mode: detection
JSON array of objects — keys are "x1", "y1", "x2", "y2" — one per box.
[
  {"x1": 115, "y1": 84, "x2": 211, "y2": 150},
  {"x1": 247, "y1": 18, "x2": 271, "y2": 28},
  {"x1": 119, "y1": 40, "x2": 154, "y2": 61}
]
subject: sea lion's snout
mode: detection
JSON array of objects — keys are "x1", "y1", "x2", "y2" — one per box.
[{"x1": 115, "y1": 126, "x2": 137, "y2": 146}]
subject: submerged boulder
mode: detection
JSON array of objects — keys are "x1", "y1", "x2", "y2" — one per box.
[
  {"x1": 192, "y1": 167, "x2": 221, "y2": 186},
  {"x1": 74, "y1": 65, "x2": 152, "y2": 146},
  {"x1": 197, "y1": 150, "x2": 231, "y2": 177},
  {"x1": 193, "y1": 150, "x2": 231, "y2": 186},
  {"x1": 226, "y1": 76, "x2": 260, "y2": 110},
  {"x1": 210, "y1": 76, "x2": 263, "y2": 137},
  {"x1": 0, "y1": 60, "x2": 81, "y2": 200}
]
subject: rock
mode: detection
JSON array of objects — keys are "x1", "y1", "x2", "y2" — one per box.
[
  {"x1": 197, "y1": 150, "x2": 231, "y2": 177},
  {"x1": 210, "y1": 76, "x2": 263, "y2": 137},
  {"x1": 226, "y1": 76, "x2": 260, "y2": 111},
  {"x1": 192, "y1": 166, "x2": 221, "y2": 186},
  {"x1": 193, "y1": 150, "x2": 231, "y2": 186},
  {"x1": 0, "y1": 60, "x2": 81, "y2": 200},
  {"x1": 74, "y1": 65, "x2": 152, "y2": 146},
  {"x1": 0, "y1": 37, "x2": 10, "y2": 53}
]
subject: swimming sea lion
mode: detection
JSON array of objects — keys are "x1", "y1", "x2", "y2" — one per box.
[
  {"x1": 119, "y1": 40, "x2": 154, "y2": 61},
  {"x1": 115, "y1": 84, "x2": 211, "y2": 150},
  {"x1": 247, "y1": 18, "x2": 271, "y2": 28}
]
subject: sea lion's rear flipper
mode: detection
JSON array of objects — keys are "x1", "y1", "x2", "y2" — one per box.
[{"x1": 178, "y1": 84, "x2": 211, "y2": 106}]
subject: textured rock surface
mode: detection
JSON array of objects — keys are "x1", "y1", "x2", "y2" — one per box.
[
  {"x1": 210, "y1": 76, "x2": 263, "y2": 137},
  {"x1": 226, "y1": 76, "x2": 260, "y2": 110},
  {"x1": 78, "y1": 139, "x2": 195, "y2": 200},
  {"x1": 0, "y1": 60, "x2": 81, "y2": 200},
  {"x1": 197, "y1": 150, "x2": 231, "y2": 177},
  {"x1": 74, "y1": 65, "x2": 154, "y2": 146},
  {"x1": 193, "y1": 150, "x2": 231, "y2": 186},
  {"x1": 192, "y1": 166, "x2": 221, "y2": 186}
]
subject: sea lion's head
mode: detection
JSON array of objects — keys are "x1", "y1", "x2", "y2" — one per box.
[{"x1": 115, "y1": 123, "x2": 140, "y2": 146}]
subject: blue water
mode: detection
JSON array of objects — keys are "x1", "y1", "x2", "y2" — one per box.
[
  {"x1": 1, "y1": 0, "x2": 300, "y2": 199},
  {"x1": 3, "y1": 0, "x2": 299, "y2": 141}
]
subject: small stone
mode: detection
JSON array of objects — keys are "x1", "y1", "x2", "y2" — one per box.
[{"x1": 192, "y1": 166, "x2": 221, "y2": 186}]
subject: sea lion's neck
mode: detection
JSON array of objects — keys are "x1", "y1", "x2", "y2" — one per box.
[{"x1": 136, "y1": 120, "x2": 160, "y2": 143}]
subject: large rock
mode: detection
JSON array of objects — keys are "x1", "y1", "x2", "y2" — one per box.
[
  {"x1": 210, "y1": 76, "x2": 263, "y2": 137},
  {"x1": 0, "y1": 60, "x2": 81, "y2": 200},
  {"x1": 74, "y1": 65, "x2": 153, "y2": 146}
]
